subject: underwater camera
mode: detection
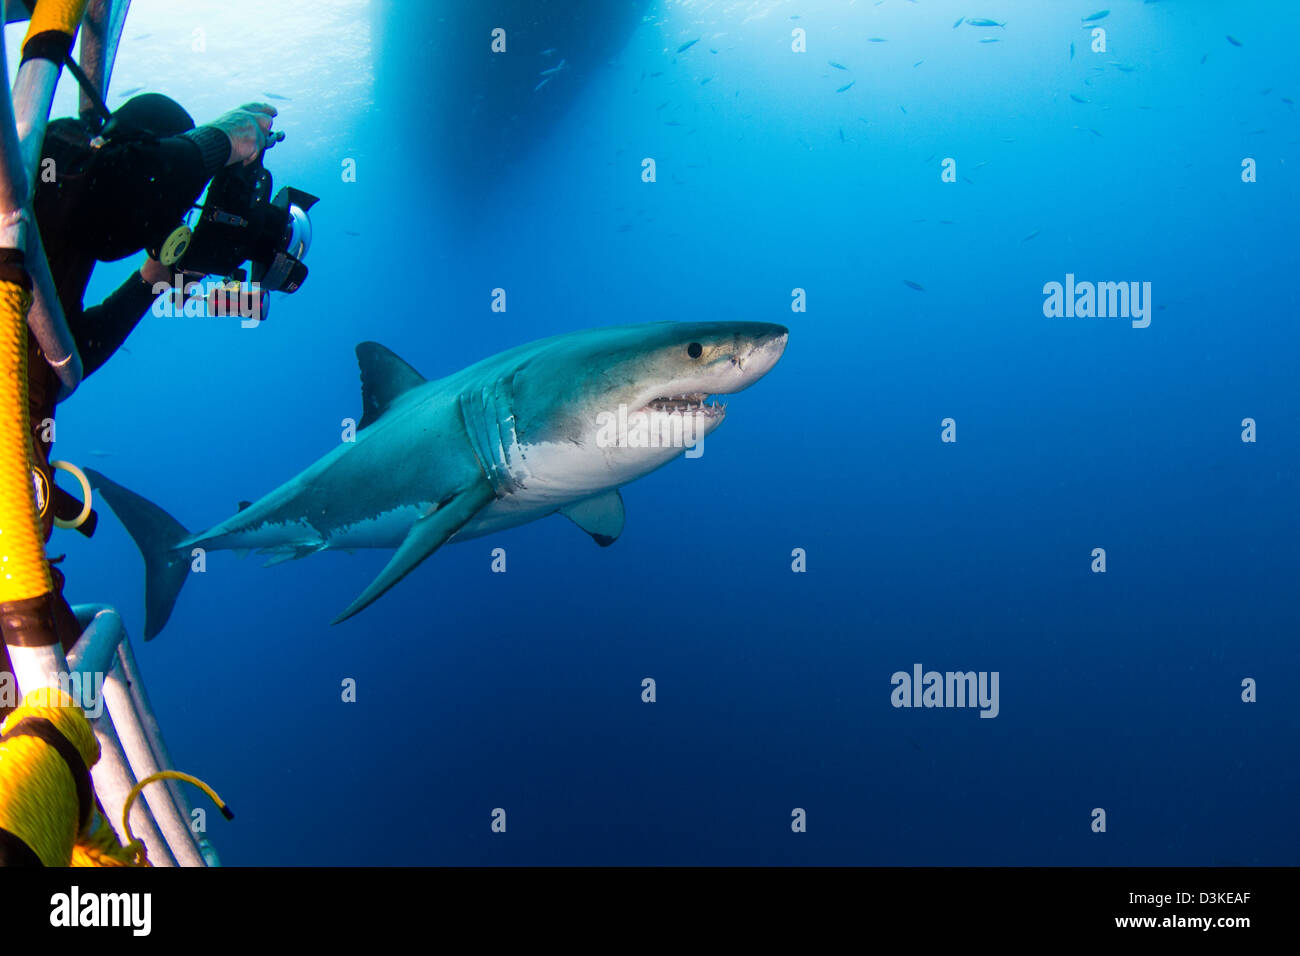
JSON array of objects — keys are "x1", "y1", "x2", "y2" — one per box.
[{"x1": 164, "y1": 136, "x2": 319, "y2": 295}]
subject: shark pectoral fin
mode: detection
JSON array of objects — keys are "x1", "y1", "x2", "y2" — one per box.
[
  {"x1": 331, "y1": 484, "x2": 494, "y2": 625},
  {"x1": 560, "y1": 489, "x2": 625, "y2": 547}
]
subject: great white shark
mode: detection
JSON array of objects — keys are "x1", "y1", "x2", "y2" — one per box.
[{"x1": 86, "y1": 320, "x2": 788, "y2": 639}]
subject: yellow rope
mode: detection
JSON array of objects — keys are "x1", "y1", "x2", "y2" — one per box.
[
  {"x1": 0, "y1": 687, "x2": 228, "y2": 867},
  {"x1": 71, "y1": 813, "x2": 145, "y2": 867},
  {"x1": 0, "y1": 281, "x2": 53, "y2": 602},
  {"x1": 0, "y1": 687, "x2": 98, "y2": 865}
]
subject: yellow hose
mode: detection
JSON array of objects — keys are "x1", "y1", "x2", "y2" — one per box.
[
  {"x1": 0, "y1": 280, "x2": 51, "y2": 602},
  {"x1": 121, "y1": 770, "x2": 233, "y2": 866},
  {"x1": 0, "y1": 687, "x2": 98, "y2": 866},
  {"x1": 22, "y1": 0, "x2": 89, "y2": 49}
]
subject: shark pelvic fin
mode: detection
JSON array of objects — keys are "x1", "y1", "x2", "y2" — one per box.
[
  {"x1": 332, "y1": 483, "x2": 495, "y2": 624},
  {"x1": 261, "y1": 544, "x2": 325, "y2": 568},
  {"x1": 560, "y1": 489, "x2": 625, "y2": 547},
  {"x1": 356, "y1": 342, "x2": 427, "y2": 429}
]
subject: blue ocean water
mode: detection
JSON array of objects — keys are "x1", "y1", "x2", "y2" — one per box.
[{"x1": 37, "y1": 0, "x2": 1299, "y2": 864}]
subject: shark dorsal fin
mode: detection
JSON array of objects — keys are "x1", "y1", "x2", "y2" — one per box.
[{"x1": 356, "y1": 342, "x2": 427, "y2": 429}]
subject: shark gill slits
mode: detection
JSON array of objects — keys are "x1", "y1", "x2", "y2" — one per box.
[{"x1": 687, "y1": 342, "x2": 703, "y2": 358}]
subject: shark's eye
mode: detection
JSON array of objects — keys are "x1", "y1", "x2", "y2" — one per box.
[{"x1": 687, "y1": 342, "x2": 703, "y2": 359}]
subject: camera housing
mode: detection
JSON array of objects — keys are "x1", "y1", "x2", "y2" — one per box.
[{"x1": 175, "y1": 152, "x2": 319, "y2": 293}]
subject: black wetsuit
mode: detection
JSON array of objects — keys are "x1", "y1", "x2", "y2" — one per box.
[
  {"x1": 33, "y1": 117, "x2": 230, "y2": 377},
  {"x1": 14, "y1": 118, "x2": 229, "y2": 660}
]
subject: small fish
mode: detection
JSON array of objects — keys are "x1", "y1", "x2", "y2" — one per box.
[
  {"x1": 899, "y1": 105, "x2": 907, "y2": 114},
  {"x1": 1282, "y1": 97, "x2": 1295, "y2": 105},
  {"x1": 650, "y1": 71, "x2": 664, "y2": 78},
  {"x1": 836, "y1": 81, "x2": 856, "y2": 93},
  {"x1": 903, "y1": 280, "x2": 925, "y2": 292},
  {"x1": 1070, "y1": 93, "x2": 1088, "y2": 103},
  {"x1": 1089, "y1": 127, "x2": 1104, "y2": 137},
  {"x1": 534, "y1": 74, "x2": 551, "y2": 91},
  {"x1": 839, "y1": 127, "x2": 846, "y2": 142},
  {"x1": 539, "y1": 59, "x2": 567, "y2": 76},
  {"x1": 540, "y1": 48, "x2": 557, "y2": 57},
  {"x1": 938, "y1": 219, "x2": 956, "y2": 225},
  {"x1": 1069, "y1": 42, "x2": 1075, "y2": 60},
  {"x1": 1114, "y1": 63, "x2": 1137, "y2": 72},
  {"x1": 829, "y1": 60, "x2": 849, "y2": 70},
  {"x1": 1021, "y1": 229, "x2": 1040, "y2": 242},
  {"x1": 1081, "y1": 10, "x2": 1109, "y2": 23},
  {"x1": 953, "y1": 16, "x2": 964, "y2": 28},
  {"x1": 665, "y1": 120, "x2": 683, "y2": 127},
  {"x1": 966, "y1": 18, "x2": 1006, "y2": 28},
  {"x1": 1200, "y1": 53, "x2": 1208, "y2": 64},
  {"x1": 700, "y1": 76, "x2": 712, "y2": 85},
  {"x1": 961, "y1": 175, "x2": 975, "y2": 184},
  {"x1": 1226, "y1": 35, "x2": 1242, "y2": 47},
  {"x1": 263, "y1": 92, "x2": 291, "y2": 101},
  {"x1": 677, "y1": 38, "x2": 700, "y2": 53},
  {"x1": 913, "y1": 60, "x2": 924, "y2": 68},
  {"x1": 973, "y1": 161, "x2": 988, "y2": 168},
  {"x1": 979, "y1": 37, "x2": 1000, "y2": 43},
  {"x1": 1260, "y1": 88, "x2": 1273, "y2": 95},
  {"x1": 88, "y1": 450, "x2": 112, "y2": 458},
  {"x1": 116, "y1": 85, "x2": 144, "y2": 97},
  {"x1": 343, "y1": 230, "x2": 361, "y2": 237},
  {"x1": 868, "y1": 38, "x2": 887, "y2": 43}
]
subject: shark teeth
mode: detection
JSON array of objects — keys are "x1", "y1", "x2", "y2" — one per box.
[{"x1": 645, "y1": 393, "x2": 725, "y2": 415}]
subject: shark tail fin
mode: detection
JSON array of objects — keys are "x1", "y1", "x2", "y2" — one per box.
[{"x1": 83, "y1": 469, "x2": 192, "y2": 641}]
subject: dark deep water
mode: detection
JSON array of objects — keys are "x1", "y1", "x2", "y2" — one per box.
[{"x1": 39, "y1": 0, "x2": 1300, "y2": 864}]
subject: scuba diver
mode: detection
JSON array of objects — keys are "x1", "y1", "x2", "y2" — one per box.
[
  {"x1": 2, "y1": 91, "x2": 316, "y2": 693},
  {"x1": 33, "y1": 93, "x2": 278, "y2": 377}
]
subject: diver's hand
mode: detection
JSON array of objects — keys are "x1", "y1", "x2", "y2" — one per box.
[
  {"x1": 140, "y1": 255, "x2": 172, "y2": 287},
  {"x1": 206, "y1": 103, "x2": 278, "y2": 166},
  {"x1": 141, "y1": 256, "x2": 204, "y2": 289}
]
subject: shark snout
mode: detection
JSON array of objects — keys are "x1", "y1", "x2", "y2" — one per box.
[{"x1": 730, "y1": 324, "x2": 788, "y2": 386}]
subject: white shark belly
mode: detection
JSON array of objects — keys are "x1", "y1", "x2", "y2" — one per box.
[
  {"x1": 453, "y1": 494, "x2": 568, "y2": 542},
  {"x1": 323, "y1": 504, "x2": 431, "y2": 549}
]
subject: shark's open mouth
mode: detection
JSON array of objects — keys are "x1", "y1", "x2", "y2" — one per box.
[{"x1": 644, "y1": 392, "x2": 726, "y2": 416}]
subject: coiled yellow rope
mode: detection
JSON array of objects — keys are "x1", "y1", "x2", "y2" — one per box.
[
  {"x1": 71, "y1": 812, "x2": 142, "y2": 867},
  {"x1": 1, "y1": 686, "x2": 229, "y2": 866},
  {"x1": 0, "y1": 687, "x2": 97, "y2": 865}
]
